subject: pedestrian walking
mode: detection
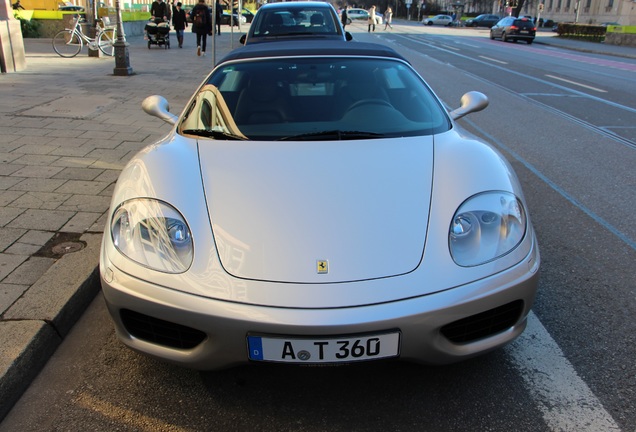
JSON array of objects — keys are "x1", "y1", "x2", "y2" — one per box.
[
  {"x1": 368, "y1": 5, "x2": 376, "y2": 32},
  {"x1": 172, "y1": 1, "x2": 188, "y2": 47},
  {"x1": 215, "y1": 0, "x2": 223, "y2": 35},
  {"x1": 384, "y1": 7, "x2": 393, "y2": 30},
  {"x1": 150, "y1": 0, "x2": 168, "y2": 22},
  {"x1": 190, "y1": 0, "x2": 212, "y2": 56},
  {"x1": 341, "y1": 5, "x2": 349, "y2": 29}
]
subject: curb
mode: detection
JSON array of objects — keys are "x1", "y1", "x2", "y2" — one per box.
[
  {"x1": 0, "y1": 234, "x2": 101, "y2": 421},
  {"x1": 534, "y1": 37, "x2": 636, "y2": 60},
  {"x1": 0, "y1": 30, "x2": 244, "y2": 423}
]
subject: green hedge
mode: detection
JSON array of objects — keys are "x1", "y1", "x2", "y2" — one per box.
[
  {"x1": 14, "y1": 12, "x2": 42, "y2": 37},
  {"x1": 555, "y1": 22, "x2": 607, "y2": 42}
]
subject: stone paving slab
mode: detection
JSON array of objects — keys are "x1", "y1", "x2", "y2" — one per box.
[{"x1": 0, "y1": 29, "x2": 245, "y2": 421}]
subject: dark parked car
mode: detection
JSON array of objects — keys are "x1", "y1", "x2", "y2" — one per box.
[
  {"x1": 465, "y1": 14, "x2": 500, "y2": 27},
  {"x1": 490, "y1": 16, "x2": 536, "y2": 44},
  {"x1": 220, "y1": 11, "x2": 246, "y2": 26},
  {"x1": 185, "y1": 6, "x2": 252, "y2": 25},
  {"x1": 220, "y1": 7, "x2": 255, "y2": 25},
  {"x1": 240, "y1": 1, "x2": 352, "y2": 45}
]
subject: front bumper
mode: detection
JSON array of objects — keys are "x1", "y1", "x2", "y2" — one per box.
[{"x1": 100, "y1": 240, "x2": 539, "y2": 370}]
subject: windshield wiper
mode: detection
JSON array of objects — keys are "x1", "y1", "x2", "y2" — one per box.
[
  {"x1": 278, "y1": 130, "x2": 386, "y2": 141},
  {"x1": 182, "y1": 129, "x2": 248, "y2": 141}
]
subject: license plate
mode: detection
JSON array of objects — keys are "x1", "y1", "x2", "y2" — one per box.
[
  {"x1": 520, "y1": 30, "x2": 529, "y2": 34},
  {"x1": 247, "y1": 332, "x2": 400, "y2": 364}
]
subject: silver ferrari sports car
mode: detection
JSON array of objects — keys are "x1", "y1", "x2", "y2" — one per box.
[{"x1": 100, "y1": 40, "x2": 540, "y2": 370}]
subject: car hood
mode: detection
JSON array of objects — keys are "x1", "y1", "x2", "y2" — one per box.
[{"x1": 198, "y1": 137, "x2": 433, "y2": 284}]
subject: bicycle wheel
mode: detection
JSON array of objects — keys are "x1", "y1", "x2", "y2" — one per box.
[
  {"x1": 98, "y1": 28, "x2": 116, "y2": 56},
  {"x1": 52, "y1": 30, "x2": 83, "y2": 58}
]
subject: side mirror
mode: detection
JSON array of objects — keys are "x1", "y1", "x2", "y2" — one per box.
[
  {"x1": 141, "y1": 95, "x2": 178, "y2": 125},
  {"x1": 345, "y1": 31, "x2": 353, "y2": 41},
  {"x1": 449, "y1": 91, "x2": 489, "y2": 121},
  {"x1": 239, "y1": 34, "x2": 246, "y2": 45}
]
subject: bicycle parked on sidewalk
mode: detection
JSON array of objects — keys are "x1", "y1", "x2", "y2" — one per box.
[{"x1": 52, "y1": 15, "x2": 117, "y2": 58}]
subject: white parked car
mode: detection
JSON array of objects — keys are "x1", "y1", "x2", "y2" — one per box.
[
  {"x1": 422, "y1": 14, "x2": 453, "y2": 26},
  {"x1": 345, "y1": 7, "x2": 382, "y2": 25}
]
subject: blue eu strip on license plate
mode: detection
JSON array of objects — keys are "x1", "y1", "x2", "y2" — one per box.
[{"x1": 247, "y1": 332, "x2": 400, "y2": 364}]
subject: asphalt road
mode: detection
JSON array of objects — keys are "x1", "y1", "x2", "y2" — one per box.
[{"x1": 2, "y1": 23, "x2": 635, "y2": 432}]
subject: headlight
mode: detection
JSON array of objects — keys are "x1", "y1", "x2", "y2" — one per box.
[
  {"x1": 111, "y1": 199, "x2": 193, "y2": 273},
  {"x1": 449, "y1": 192, "x2": 526, "y2": 267}
]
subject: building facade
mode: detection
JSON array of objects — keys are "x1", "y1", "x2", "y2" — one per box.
[{"x1": 503, "y1": 0, "x2": 635, "y2": 25}]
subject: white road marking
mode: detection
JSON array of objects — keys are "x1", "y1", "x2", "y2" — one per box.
[
  {"x1": 399, "y1": 32, "x2": 628, "y2": 429},
  {"x1": 508, "y1": 312, "x2": 622, "y2": 431},
  {"x1": 545, "y1": 74, "x2": 608, "y2": 93},
  {"x1": 478, "y1": 55, "x2": 508, "y2": 64}
]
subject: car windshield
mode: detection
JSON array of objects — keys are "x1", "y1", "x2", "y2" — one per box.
[
  {"x1": 514, "y1": 18, "x2": 534, "y2": 27},
  {"x1": 179, "y1": 57, "x2": 450, "y2": 141},
  {"x1": 250, "y1": 8, "x2": 340, "y2": 38}
]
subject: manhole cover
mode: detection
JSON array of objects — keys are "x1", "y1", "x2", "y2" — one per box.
[
  {"x1": 35, "y1": 233, "x2": 87, "y2": 258},
  {"x1": 52, "y1": 242, "x2": 85, "y2": 255}
]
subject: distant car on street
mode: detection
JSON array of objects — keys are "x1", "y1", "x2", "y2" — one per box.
[
  {"x1": 220, "y1": 7, "x2": 255, "y2": 25},
  {"x1": 240, "y1": 1, "x2": 351, "y2": 45},
  {"x1": 465, "y1": 14, "x2": 500, "y2": 27},
  {"x1": 345, "y1": 7, "x2": 382, "y2": 25},
  {"x1": 185, "y1": 6, "x2": 251, "y2": 25},
  {"x1": 220, "y1": 10, "x2": 247, "y2": 26},
  {"x1": 490, "y1": 16, "x2": 536, "y2": 44},
  {"x1": 422, "y1": 14, "x2": 453, "y2": 26},
  {"x1": 239, "y1": 8, "x2": 255, "y2": 23}
]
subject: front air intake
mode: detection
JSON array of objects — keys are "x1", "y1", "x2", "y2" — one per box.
[
  {"x1": 121, "y1": 309, "x2": 206, "y2": 349},
  {"x1": 441, "y1": 300, "x2": 524, "y2": 344}
]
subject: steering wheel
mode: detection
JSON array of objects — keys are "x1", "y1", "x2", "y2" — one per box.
[{"x1": 345, "y1": 98, "x2": 393, "y2": 113}]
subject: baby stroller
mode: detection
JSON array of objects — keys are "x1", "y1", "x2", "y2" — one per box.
[{"x1": 145, "y1": 19, "x2": 170, "y2": 49}]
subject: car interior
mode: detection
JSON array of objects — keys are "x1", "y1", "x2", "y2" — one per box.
[
  {"x1": 253, "y1": 10, "x2": 338, "y2": 37},
  {"x1": 181, "y1": 58, "x2": 450, "y2": 140}
]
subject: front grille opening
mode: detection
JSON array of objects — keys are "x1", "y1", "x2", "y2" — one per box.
[
  {"x1": 441, "y1": 300, "x2": 524, "y2": 344},
  {"x1": 120, "y1": 309, "x2": 206, "y2": 349}
]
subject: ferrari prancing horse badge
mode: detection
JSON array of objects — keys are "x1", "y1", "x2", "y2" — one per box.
[{"x1": 317, "y1": 260, "x2": 328, "y2": 274}]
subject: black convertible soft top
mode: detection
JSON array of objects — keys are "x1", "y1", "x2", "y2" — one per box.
[{"x1": 218, "y1": 40, "x2": 409, "y2": 65}]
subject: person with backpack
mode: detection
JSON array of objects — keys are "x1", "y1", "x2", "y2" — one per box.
[
  {"x1": 172, "y1": 1, "x2": 188, "y2": 48},
  {"x1": 190, "y1": 0, "x2": 212, "y2": 56}
]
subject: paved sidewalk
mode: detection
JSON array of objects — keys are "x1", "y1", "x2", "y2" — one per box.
[
  {"x1": 0, "y1": 29, "x2": 243, "y2": 420},
  {"x1": 1, "y1": 22, "x2": 634, "y2": 422},
  {"x1": 533, "y1": 28, "x2": 636, "y2": 59}
]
